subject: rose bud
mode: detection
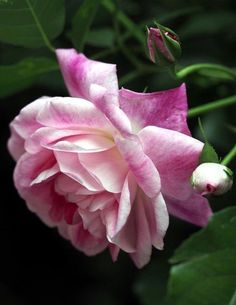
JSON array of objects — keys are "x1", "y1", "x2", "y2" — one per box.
[
  {"x1": 147, "y1": 24, "x2": 181, "y2": 66},
  {"x1": 191, "y1": 163, "x2": 233, "y2": 196}
]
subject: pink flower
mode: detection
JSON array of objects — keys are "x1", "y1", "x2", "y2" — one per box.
[{"x1": 8, "y1": 49, "x2": 212, "y2": 268}]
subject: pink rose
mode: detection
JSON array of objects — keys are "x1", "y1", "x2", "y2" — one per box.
[{"x1": 8, "y1": 49, "x2": 212, "y2": 268}]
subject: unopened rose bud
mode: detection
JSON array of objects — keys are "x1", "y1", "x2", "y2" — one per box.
[
  {"x1": 147, "y1": 25, "x2": 181, "y2": 66},
  {"x1": 191, "y1": 163, "x2": 233, "y2": 196}
]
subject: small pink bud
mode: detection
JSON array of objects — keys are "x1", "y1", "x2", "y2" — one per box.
[
  {"x1": 191, "y1": 163, "x2": 233, "y2": 196},
  {"x1": 147, "y1": 26, "x2": 181, "y2": 66}
]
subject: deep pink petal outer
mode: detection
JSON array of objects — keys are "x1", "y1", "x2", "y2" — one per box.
[
  {"x1": 139, "y1": 126, "x2": 203, "y2": 200},
  {"x1": 56, "y1": 49, "x2": 119, "y2": 103},
  {"x1": 138, "y1": 126, "x2": 212, "y2": 225},
  {"x1": 165, "y1": 193, "x2": 212, "y2": 226},
  {"x1": 119, "y1": 84, "x2": 190, "y2": 135}
]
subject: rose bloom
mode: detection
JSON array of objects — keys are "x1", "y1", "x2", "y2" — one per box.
[{"x1": 8, "y1": 49, "x2": 212, "y2": 268}]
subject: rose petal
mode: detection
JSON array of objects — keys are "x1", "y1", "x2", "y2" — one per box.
[
  {"x1": 56, "y1": 49, "x2": 119, "y2": 104},
  {"x1": 129, "y1": 193, "x2": 152, "y2": 268},
  {"x1": 54, "y1": 151, "x2": 103, "y2": 192},
  {"x1": 78, "y1": 209, "x2": 106, "y2": 238},
  {"x1": 68, "y1": 221, "x2": 108, "y2": 256},
  {"x1": 88, "y1": 192, "x2": 115, "y2": 212},
  {"x1": 103, "y1": 201, "x2": 136, "y2": 253},
  {"x1": 79, "y1": 147, "x2": 128, "y2": 193},
  {"x1": 144, "y1": 192, "x2": 169, "y2": 250},
  {"x1": 89, "y1": 83, "x2": 132, "y2": 134},
  {"x1": 165, "y1": 193, "x2": 212, "y2": 226},
  {"x1": 116, "y1": 135, "x2": 161, "y2": 198},
  {"x1": 30, "y1": 164, "x2": 59, "y2": 185},
  {"x1": 36, "y1": 96, "x2": 114, "y2": 133},
  {"x1": 45, "y1": 134, "x2": 115, "y2": 154},
  {"x1": 9, "y1": 96, "x2": 49, "y2": 139},
  {"x1": 109, "y1": 244, "x2": 120, "y2": 262},
  {"x1": 119, "y1": 84, "x2": 190, "y2": 135},
  {"x1": 7, "y1": 125, "x2": 25, "y2": 161},
  {"x1": 139, "y1": 126, "x2": 203, "y2": 200}
]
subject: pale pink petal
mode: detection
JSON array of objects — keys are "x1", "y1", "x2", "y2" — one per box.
[
  {"x1": 44, "y1": 134, "x2": 115, "y2": 153},
  {"x1": 7, "y1": 125, "x2": 25, "y2": 161},
  {"x1": 116, "y1": 135, "x2": 161, "y2": 198},
  {"x1": 119, "y1": 84, "x2": 190, "y2": 135},
  {"x1": 55, "y1": 174, "x2": 97, "y2": 196},
  {"x1": 9, "y1": 96, "x2": 49, "y2": 139},
  {"x1": 54, "y1": 151, "x2": 103, "y2": 192},
  {"x1": 13, "y1": 151, "x2": 70, "y2": 226},
  {"x1": 115, "y1": 172, "x2": 137, "y2": 234},
  {"x1": 102, "y1": 173, "x2": 136, "y2": 242},
  {"x1": 139, "y1": 126, "x2": 203, "y2": 200},
  {"x1": 36, "y1": 97, "x2": 115, "y2": 133},
  {"x1": 88, "y1": 192, "x2": 115, "y2": 212},
  {"x1": 144, "y1": 193, "x2": 169, "y2": 250},
  {"x1": 30, "y1": 164, "x2": 59, "y2": 186},
  {"x1": 25, "y1": 127, "x2": 83, "y2": 154},
  {"x1": 102, "y1": 201, "x2": 136, "y2": 253},
  {"x1": 129, "y1": 193, "x2": 152, "y2": 268},
  {"x1": 56, "y1": 49, "x2": 119, "y2": 103},
  {"x1": 21, "y1": 182, "x2": 59, "y2": 227},
  {"x1": 89, "y1": 84, "x2": 132, "y2": 134},
  {"x1": 79, "y1": 147, "x2": 128, "y2": 193},
  {"x1": 13, "y1": 150, "x2": 55, "y2": 189},
  {"x1": 78, "y1": 209, "x2": 106, "y2": 238},
  {"x1": 67, "y1": 194, "x2": 94, "y2": 208},
  {"x1": 165, "y1": 193, "x2": 212, "y2": 226},
  {"x1": 68, "y1": 221, "x2": 108, "y2": 256}
]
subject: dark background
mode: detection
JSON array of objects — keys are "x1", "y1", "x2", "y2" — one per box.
[{"x1": 1, "y1": 0, "x2": 236, "y2": 304}]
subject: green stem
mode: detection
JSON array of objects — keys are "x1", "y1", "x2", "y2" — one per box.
[
  {"x1": 102, "y1": 0, "x2": 145, "y2": 46},
  {"x1": 221, "y1": 144, "x2": 236, "y2": 166},
  {"x1": 176, "y1": 63, "x2": 236, "y2": 80},
  {"x1": 188, "y1": 95, "x2": 236, "y2": 117},
  {"x1": 113, "y1": 11, "x2": 142, "y2": 69},
  {"x1": 119, "y1": 70, "x2": 142, "y2": 86},
  {"x1": 25, "y1": 0, "x2": 54, "y2": 52}
]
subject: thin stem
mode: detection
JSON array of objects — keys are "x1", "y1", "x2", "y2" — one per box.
[
  {"x1": 188, "y1": 95, "x2": 236, "y2": 118},
  {"x1": 176, "y1": 63, "x2": 236, "y2": 80},
  {"x1": 102, "y1": 0, "x2": 145, "y2": 46},
  {"x1": 26, "y1": 0, "x2": 54, "y2": 52},
  {"x1": 221, "y1": 144, "x2": 236, "y2": 166},
  {"x1": 119, "y1": 70, "x2": 142, "y2": 86},
  {"x1": 113, "y1": 11, "x2": 142, "y2": 69}
]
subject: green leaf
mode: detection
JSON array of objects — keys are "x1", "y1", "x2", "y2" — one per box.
[
  {"x1": 0, "y1": 57, "x2": 58, "y2": 98},
  {"x1": 134, "y1": 257, "x2": 169, "y2": 305},
  {"x1": 71, "y1": 0, "x2": 103, "y2": 51},
  {"x1": 197, "y1": 118, "x2": 219, "y2": 164},
  {"x1": 0, "y1": 0, "x2": 65, "y2": 49},
  {"x1": 167, "y1": 207, "x2": 236, "y2": 305},
  {"x1": 179, "y1": 11, "x2": 236, "y2": 38},
  {"x1": 199, "y1": 142, "x2": 219, "y2": 164},
  {"x1": 86, "y1": 28, "x2": 114, "y2": 48}
]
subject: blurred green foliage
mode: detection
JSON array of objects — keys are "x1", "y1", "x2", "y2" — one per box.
[{"x1": 167, "y1": 207, "x2": 236, "y2": 305}]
